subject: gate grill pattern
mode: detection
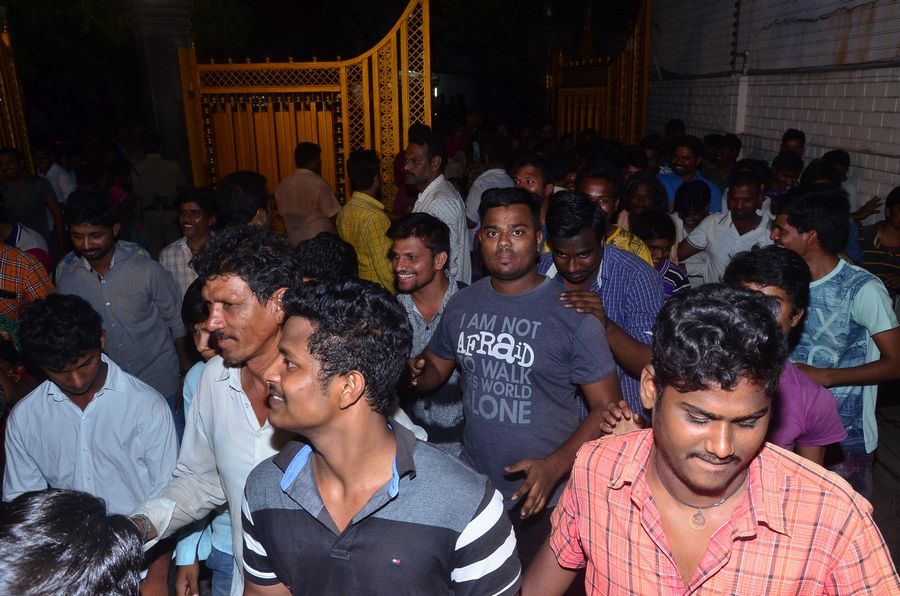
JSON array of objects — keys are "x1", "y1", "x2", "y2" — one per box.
[{"x1": 179, "y1": 0, "x2": 431, "y2": 206}]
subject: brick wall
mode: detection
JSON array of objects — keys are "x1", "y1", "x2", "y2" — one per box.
[{"x1": 648, "y1": 0, "x2": 900, "y2": 199}]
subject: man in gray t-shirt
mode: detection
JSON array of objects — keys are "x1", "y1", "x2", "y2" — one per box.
[{"x1": 410, "y1": 188, "x2": 620, "y2": 565}]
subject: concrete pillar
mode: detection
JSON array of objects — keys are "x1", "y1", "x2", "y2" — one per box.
[{"x1": 133, "y1": 0, "x2": 193, "y2": 175}]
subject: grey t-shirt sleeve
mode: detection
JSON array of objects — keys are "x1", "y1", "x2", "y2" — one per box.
[
  {"x1": 428, "y1": 298, "x2": 458, "y2": 361},
  {"x1": 569, "y1": 315, "x2": 616, "y2": 386}
]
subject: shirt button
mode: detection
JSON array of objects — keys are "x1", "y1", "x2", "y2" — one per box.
[{"x1": 105, "y1": 302, "x2": 111, "y2": 306}]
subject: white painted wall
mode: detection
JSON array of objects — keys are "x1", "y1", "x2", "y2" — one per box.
[{"x1": 649, "y1": 0, "x2": 900, "y2": 200}]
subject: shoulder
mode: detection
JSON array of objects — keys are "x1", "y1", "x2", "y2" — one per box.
[
  {"x1": 572, "y1": 431, "x2": 651, "y2": 483},
  {"x1": 410, "y1": 440, "x2": 490, "y2": 506},
  {"x1": 159, "y1": 238, "x2": 184, "y2": 259},
  {"x1": 6, "y1": 383, "x2": 52, "y2": 423},
  {"x1": 244, "y1": 453, "x2": 291, "y2": 512},
  {"x1": 604, "y1": 244, "x2": 654, "y2": 274},
  {"x1": 108, "y1": 361, "x2": 167, "y2": 406}
]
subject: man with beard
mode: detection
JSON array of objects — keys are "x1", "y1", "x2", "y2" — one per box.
[
  {"x1": 129, "y1": 226, "x2": 300, "y2": 596},
  {"x1": 657, "y1": 135, "x2": 723, "y2": 214},
  {"x1": 56, "y1": 191, "x2": 192, "y2": 437},
  {"x1": 4, "y1": 294, "x2": 177, "y2": 595},
  {"x1": 677, "y1": 171, "x2": 772, "y2": 283},
  {"x1": 523, "y1": 284, "x2": 900, "y2": 595},
  {"x1": 409, "y1": 187, "x2": 620, "y2": 566},
  {"x1": 389, "y1": 213, "x2": 465, "y2": 453},
  {"x1": 406, "y1": 125, "x2": 471, "y2": 284}
]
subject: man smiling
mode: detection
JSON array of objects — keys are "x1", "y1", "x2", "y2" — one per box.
[
  {"x1": 241, "y1": 279, "x2": 521, "y2": 595},
  {"x1": 523, "y1": 285, "x2": 900, "y2": 595}
]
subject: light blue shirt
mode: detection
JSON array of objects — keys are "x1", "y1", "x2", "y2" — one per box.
[
  {"x1": 658, "y1": 171, "x2": 723, "y2": 214},
  {"x1": 3, "y1": 355, "x2": 178, "y2": 515},
  {"x1": 175, "y1": 361, "x2": 234, "y2": 563}
]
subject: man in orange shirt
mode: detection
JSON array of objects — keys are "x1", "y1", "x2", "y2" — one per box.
[{"x1": 523, "y1": 284, "x2": 899, "y2": 595}]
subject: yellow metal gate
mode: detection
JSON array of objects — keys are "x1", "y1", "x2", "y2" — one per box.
[
  {"x1": 549, "y1": 0, "x2": 651, "y2": 145},
  {"x1": 178, "y1": 0, "x2": 431, "y2": 207},
  {"x1": 0, "y1": 23, "x2": 32, "y2": 168}
]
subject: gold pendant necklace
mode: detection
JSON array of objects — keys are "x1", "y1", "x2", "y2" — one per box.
[{"x1": 653, "y1": 457, "x2": 744, "y2": 531}]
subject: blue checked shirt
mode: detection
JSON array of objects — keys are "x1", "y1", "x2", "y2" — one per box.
[{"x1": 539, "y1": 245, "x2": 664, "y2": 415}]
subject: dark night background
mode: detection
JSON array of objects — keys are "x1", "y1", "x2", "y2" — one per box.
[{"x1": 2, "y1": 0, "x2": 641, "y2": 144}]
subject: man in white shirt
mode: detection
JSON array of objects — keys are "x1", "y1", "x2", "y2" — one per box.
[
  {"x1": 678, "y1": 171, "x2": 772, "y2": 283},
  {"x1": 4, "y1": 293, "x2": 178, "y2": 595},
  {"x1": 465, "y1": 137, "x2": 514, "y2": 241},
  {"x1": 130, "y1": 227, "x2": 299, "y2": 596},
  {"x1": 405, "y1": 125, "x2": 471, "y2": 284}
]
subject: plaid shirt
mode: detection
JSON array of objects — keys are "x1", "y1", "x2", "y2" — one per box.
[
  {"x1": 0, "y1": 243, "x2": 53, "y2": 319},
  {"x1": 550, "y1": 431, "x2": 900, "y2": 595},
  {"x1": 336, "y1": 191, "x2": 394, "y2": 292},
  {"x1": 539, "y1": 247, "x2": 664, "y2": 414},
  {"x1": 159, "y1": 236, "x2": 197, "y2": 297}
]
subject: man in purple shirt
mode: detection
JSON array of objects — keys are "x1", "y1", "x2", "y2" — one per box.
[{"x1": 724, "y1": 246, "x2": 846, "y2": 464}]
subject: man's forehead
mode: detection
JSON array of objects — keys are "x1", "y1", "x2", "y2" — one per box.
[
  {"x1": 202, "y1": 274, "x2": 253, "y2": 298},
  {"x1": 483, "y1": 204, "x2": 534, "y2": 227}
]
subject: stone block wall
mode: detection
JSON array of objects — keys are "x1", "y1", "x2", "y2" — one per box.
[{"x1": 648, "y1": 0, "x2": 900, "y2": 199}]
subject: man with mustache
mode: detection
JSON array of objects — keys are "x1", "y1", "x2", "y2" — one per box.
[
  {"x1": 523, "y1": 285, "x2": 900, "y2": 595},
  {"x1": 56, "y1": 191, "x2": 193, "y2": 439},
  {"x1": 405, "y1": 125, "x2": 471, "y2": 284},
  {"x1": 130, "y1": 226, "x2": 299, "y2": 596},
  {"x1": 657, "y1": 135, "x2": 723, "y2": 214}
]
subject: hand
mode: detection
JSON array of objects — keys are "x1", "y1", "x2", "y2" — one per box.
[
  {"x1": 599, "y1": 400, "x2": 645, "y2": 436},
  {"x1": 505, "y1": 456, "x2": 565, "y2": 519},
  {"x1": 881, "y1": 273, "x2": 900, "y2": 291},
  {"x1": 407, "y1": 357, "x2": 425, "y2": 387},
  {"x1": 795, "y1": 363, "x2": 832, "y2": 388},
  {"x1": 175, "y1": 562, "x2": 201, "y2": 596},
  {"x1": 560, "y1": 291, "x2": 607, "y2": 327},
  {"x1": 853, "y1": 196, "x2": 882, "y2": 220}
]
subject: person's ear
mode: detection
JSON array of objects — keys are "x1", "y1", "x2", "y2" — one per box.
[
  {"x1": 112, "y1": 223, "x2": 121, "y2": 238},
  {"x1": 100, "y1": 330, "x2": 107, "y2": 351},
  {"x1": 434, "y1": 250, "x2": 448, "y2": 271},
  {"x1": 789, "y1": 307, "x2": 805, "y2": 330},
  {"x1": 270, "y1": 287, "x2": 288, "y2": 324},
  {"x1": 639, "y1": 365, "x2": 659, "y2": 411},
  {"x1": 337, "y1": 370, "x2": 366, "y2": 410}
]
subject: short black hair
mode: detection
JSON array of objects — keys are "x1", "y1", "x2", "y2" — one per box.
[
  {"x1": 20, "y1": 294, "x2": 103, "y2": 372},
  {"x1": 799, "y1": 159, "x2": 841, "y2": 187},
  {"x1": 724, "y1": 245, "x2": 811, "y2": 313},
  {"x1": 672, "y1": 135, "x2": 704, "y2": 160},
  {"x1": 651, "y1": 284, "x2": 787, "y2": 397},
  {"x1": 733, "y1": 158, "x2": 773, "y2": 190},
  {"x1": 139, "y1": 129, "x2": 163, "y2": 154},
  {"x1": 513, "y1": 153, "x2": 550, "y2": 183},
  {"x1": 886, "y1": 185, "x2": 900, "y2": 209},
  {"x1": 575, "y1": 161, "x2": 621, "y2": 196},
  {"x1": 771, "y1": 151, "x2": 804, "y2": 173},
  {"x1": 386, "y1": 212, "x2": 451, "y2": 265},
  {"x1": 547, "y1": 190, "x2": 607, "y2": 244},
  {"x1": 347, "y1": 149, "x2": 381, "y2": 191},
  {"x1": 407, "y1": 125, "x2": 446, "y2": 167},
  {"x1": 0, "y1": 489, "x2": 143, "y2": 596},
  {"x1": 631, "y1": 210, "x2": 676, "y2": 243},
  {"x1": 294, "y1": 142, "x2": 321, "y2": 168},
  {"x1": 479, "y1": 187, "x2": 541, "y2": 231},
  {"x1": 216, "y1": 171, "x2": 268, "y2": 228},
  {"x1": 281, "y1": 279, "x2": 412, "y2": 415},
  {"x1": 665, "y1": 119, "x2": 686, "y2": 137},
  {"x1": 624, "y1": 146, "x2": 649, "y2": 170},
  {"x1": 191, "y1": 225, "x2": 301, "y2": 303},
  {"x1": 673, "y1": 180, "x2": 711, "y2": 216},
  {"x1": 821, "y1": 149, "x2": 850, "y2": 169},
  {"x1": 728, "y1": 170, "x2": 762, "y2": 194},
  {"x1": 703, "y1": 133, "x2": 724, "y2": 150},
  {"x1": 64, "y1": 191, "x2": 118, "y2": 228},
  {"x1": 181, "y1": 278, "x2": 209, "y2": 330},
  {"x1": 176, "y1": 186, "x2": 217, "y2": 217},
  {"x1": 622, "y1": 171, "x2": 668, "y2": 213},
  {"x1": 296, "y1": 232, "x2": 359, "y2": 281},
  {"x1": 722, "y1": 133, "x2": 742, "y2": 153},
  {"x1": 771, "y1": 185, "x2": 850, "y2": 255},
  {"x1": 481, "y1": 136, "x2": 513, "y2": 169},
  {"x1": 0, "y1": 146, "x2": 24, "y2": 161},
  {"x1": 782, "y1": 128, "x2": 806, "y2": 145}
]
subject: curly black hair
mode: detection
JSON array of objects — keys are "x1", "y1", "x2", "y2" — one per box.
[
  {"x1": 281, "y1": 278, "x2": 412, "y2": 415},
  {"x1": 651, "y1": 284, "x2": 787, "y2": 397},
  {"x1": 191, "y1": 225, "x2": 302, "y2": 304},
  {"x1": 20, "y1": 294, "x2": 103, "y2": 371}
]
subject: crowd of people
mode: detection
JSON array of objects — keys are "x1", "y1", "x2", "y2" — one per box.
[{"x1": 0, "y1": 115, "x2": 899, "y2": 595}]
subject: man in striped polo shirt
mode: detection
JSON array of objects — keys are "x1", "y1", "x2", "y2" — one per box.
[{"x1": 241, "y1": 278, "x2": 521, "y2": 596}]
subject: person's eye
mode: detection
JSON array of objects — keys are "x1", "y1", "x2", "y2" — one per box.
[
  {"x1": 737, "y1": 420, "x2": 759, "y2": 429},
  {"x1": 688, "y1": 416, "x2": 708, "y2": 425}
]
